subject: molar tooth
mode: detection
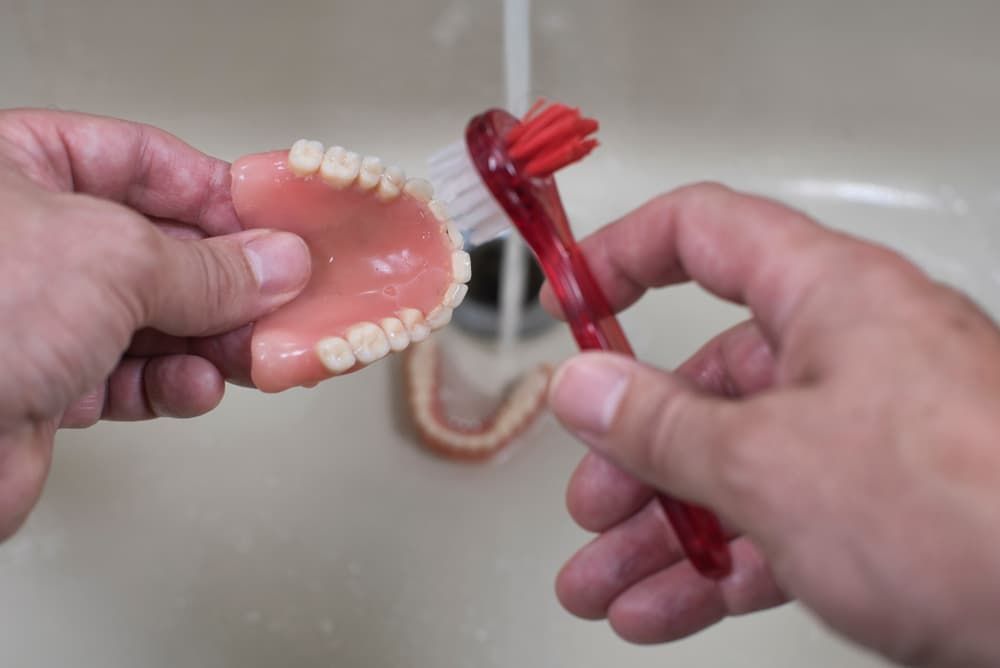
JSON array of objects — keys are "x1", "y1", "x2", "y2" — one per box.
[
  {"x1": 444, "y1": 220, "x2": 464, "y2": 249},
  {"x1": 428, "y1": 199, "x2": 450, "y2": 223},
  {"x1": 443, "y1": 282, "x2": 468, "y2": 309},
  {"x1": 379, "y1": 317, "x2": 411, "y2": 352},
  {"x1": 451, "y1": 250, "x2": 472, "y2": 283},
  {"x1": 356, "y1": 155, "x2": 384, "y2": 191},
  {"x1": 320, "y1": 146, "x2": 361, "y2": 189},
  {"x1": 346, "y1": 322, "x2": 391, "y2": 365},
  {"x1": 288, "y1": 139, "x2": 325, "y2": 177},
  {"x1": 399, "y1": 308, "x2": 430, "y2": 342},
  {"x1": 403, "y1": 177, "x2": 434, "y2": 202},
  {"x1": 426, "y1": 305, "x2": 453, "y2": 329},
  {"x1": 376, "y1": 165, "x2": 406, "y2": 201},
  {"x1": 316, "y1": 336, "x2": 356, "y2": 373}
]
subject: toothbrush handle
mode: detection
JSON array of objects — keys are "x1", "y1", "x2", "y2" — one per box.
[{"x1": 561, "y1": 245, "x2": 733, "y2": 579}]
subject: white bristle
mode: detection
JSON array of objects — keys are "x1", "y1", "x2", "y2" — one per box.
[{"x1": 427, "y1": 139, "x2": 510, "y2": 243}]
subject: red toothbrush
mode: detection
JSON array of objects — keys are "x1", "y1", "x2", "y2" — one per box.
[{"x1": 428, "y1": 101, "x2": 732, "y2": 579}]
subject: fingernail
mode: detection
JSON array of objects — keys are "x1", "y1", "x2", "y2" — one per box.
[
  {"x1": 549, "y1": 354, "x2": 630, "y2": 436},
  {"x1": 243, "y1": 232, "x2": 311, "y2": 295}
]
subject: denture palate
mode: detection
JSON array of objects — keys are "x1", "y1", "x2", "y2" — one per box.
[{"x1": 230, "y1": 140, "x2": 471, "y2": 393}]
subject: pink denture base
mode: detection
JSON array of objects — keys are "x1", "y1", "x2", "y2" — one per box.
[{"x1": 231, "y1": 151, "x2": 453, "y2": 392}]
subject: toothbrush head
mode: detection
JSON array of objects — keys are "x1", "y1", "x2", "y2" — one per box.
[{"x1": 427, "y1": 101, "x2": 600, "y2": 246}]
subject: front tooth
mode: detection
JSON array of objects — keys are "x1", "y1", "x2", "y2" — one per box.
[
  {"x1": 443, "y1": 282, "x2": 468, "y2": 309},
  {"x1": 288, "y1": 139, "x2": 324, "y2": 177},
  {"x1": 379, "y1": 317, "x2": 411, "y2": 352},
  {"x1": 316, "y1": 336, "x2": 356, "y2": 373},
  {"x1": 346, "y1": 322, "x2": 391, "y2": 365},
  {"x1": 398, "y1": 308, "x2": 430, "y2": 342},
  {"x1": 403, "y1": 178, "x2": 434, "y2": 202},
  {"x1": 428, "y1": 199, "x2": 450, "y2": 223},
  {"x1": 426, "y1": 305, "x2": 453, "y2": 329},
  {"x1": 444, "y1": 220, "x2": 464, "y2": 249},
  {"x1": 356, "y1": 155, "x2": 384, "y2": 191},
  {"x1": 376, "y1": 165, "x2": 406, "y2": 201},
  {"x1": 451, "y1": 250, "x2": 472, "y2": 283},
  {"x1": 320, "y1": 146, "x2": 361, "y2": 189}
]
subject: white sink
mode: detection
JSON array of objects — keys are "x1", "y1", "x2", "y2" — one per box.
[{"x1": 3, "y1": 1, "x2": 997, "y2": 666}]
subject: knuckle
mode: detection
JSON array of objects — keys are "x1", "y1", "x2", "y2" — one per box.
[{"x1": 829, "y1": 240, "x2": 924, "y2": 288}]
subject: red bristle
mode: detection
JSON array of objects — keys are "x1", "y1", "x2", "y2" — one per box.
[
  {"x1": 522, "y1": 97, "x2": 549, "y2": 122},
  {"x1": 505, "y1": 98, "x2": 549, "y2": 145},
  {"x1": 509, "y1": 104, "x2": 573, "y2": 148},
  {"x1": 523, "y1": 139, "x2": 599, "y2": 178},
  {"x1": 505, "y1": 101, "x2": 600, "y2": 178},
  {"x1": 508, "y1": 114, "x2": 580, "y2": 161}
]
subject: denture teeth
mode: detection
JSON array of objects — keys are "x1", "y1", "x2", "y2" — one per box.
[
  {"x1": 320, "y1": 146, "x2": 362, "y2": 189},
  {"x1": 356, "y1": 155, "x2": 384, "y2": 191},
  {"x1": 451, "y1": 250, "x2": 472, "y2": 283},
  {"x1": 399, "y1": 308, "x2": 430, "y2": 342},
  {"x1": 288, "y1": 139, "x2": 325, "y2": 177},
  {"x1": 346, "y1": 322, "x2": 391, "y2": 365},
  {"x1": 426, "y1": 305, "x2": 453, "y2": 329},
  {"x1": 443, "y1": 282, "x2": 468, "y2": 309},
  {"x1": 376, "y1": 165, "x2": 406, "y2": 201},
  {"x1": 379, "y1": 317, "x2": 411, "y2": 352},
  {"x1": 428, "y1": 199, "x2": 450, "y2": 223},
  {"x1": 403, "y1": 177, "x2": 434, "y2": 202},
  {"x1": 316, "y1": 336, "x2": 356, "y2": 373},
  {"x1": 444, "y1": 220, "x2": 464, "y2": 249}
]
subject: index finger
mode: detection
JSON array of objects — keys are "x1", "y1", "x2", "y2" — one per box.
[
  {"x1": 540, "y1": 182, "x2": 902, "y2": 341},
  {"x1": 0, "y1": 108, "x2": 240, "y2": 235}
]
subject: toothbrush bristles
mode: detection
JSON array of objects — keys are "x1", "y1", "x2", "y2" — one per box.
[{"x1": 505, "y1": 102, "x2": 599, "y2": 178}]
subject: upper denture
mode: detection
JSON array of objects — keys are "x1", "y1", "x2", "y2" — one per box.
[{"x1": 231, "y1": 140, "x2": 470, "y2": 393}]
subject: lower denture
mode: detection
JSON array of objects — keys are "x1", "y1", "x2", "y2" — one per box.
[
  {"x1": 231, "y1": 140, "x2": 470, "y2": 393},
  {"x1": 403, "y1": 338, "x2": 551, "y2": 460}
]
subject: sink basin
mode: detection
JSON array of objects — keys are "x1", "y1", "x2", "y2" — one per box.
[{"x1": 2, "y1": 1, "x2": 997, "y2": 666}]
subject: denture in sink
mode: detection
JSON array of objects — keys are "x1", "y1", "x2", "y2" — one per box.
[{"x1": 231, "y1": 140, "x2": 471, "y2": 393}]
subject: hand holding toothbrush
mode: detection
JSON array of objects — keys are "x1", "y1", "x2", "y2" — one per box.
[{"x1": 546, "y1": 183, "x2": 1000, "y2": 668}]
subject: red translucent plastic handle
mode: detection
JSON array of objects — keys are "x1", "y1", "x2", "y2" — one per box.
[
  {"x1": 466, "y1": 108, "x2": 732, "y2": 580},
  {"x1": 560, "y1": 246, "x2": 733, "y2": 579}
]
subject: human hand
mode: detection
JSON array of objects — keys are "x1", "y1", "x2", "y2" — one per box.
[
  {"x1": 0, "y1": 109, "x2": 311, "y2": 541},
  {"x1": 543, "y1": 184, "x2": 1000, "y2": 666}
]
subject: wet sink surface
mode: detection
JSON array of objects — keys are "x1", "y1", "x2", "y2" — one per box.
[{"x1": 2, "y1": 1, "x2": 998, "y2": 666}]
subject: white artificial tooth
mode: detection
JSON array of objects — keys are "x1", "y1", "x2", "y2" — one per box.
[
  {"x1": 426, "y1": 305, "x2": 453, "y2": 329},
  {"x1": 288, "y1": 139, "x2": 325, "y2": 177},
  {"x1": 403, "y1": 177, "x2": 434, "y2": 202},
  {"x1": 428, "y1": 199, "x2": 450, "y2": 223},
  {"x1": 316, "y1": 336, "x2": 356, "y2": 374},
  {"x1": 346, "y1": 322, "x2": 391, "y2": 365},
  {"x1": 376, "y1": 165, "x2": 406, "y2": 201},
  {"x1": 444, "y1": 220, "x2": 464, "y2": 249},
  {"x1": 442, "y1": 282, "x2": 468, "y2": 309},
  {"x1": 356, "y1": 155, "x2": 384, "y2": 191},
  {"x1": 379, "y1": 317, "x2": 411, "y2": 352},
  {"x1": 399, "y1": 308, "x2": 430, "y2": 342},
  {"x1": 320, "y1": 146, "x2": 361, "y2": 189},
  {"x1": 451, "y1": 250, "x2": 472, "y2": 283}
]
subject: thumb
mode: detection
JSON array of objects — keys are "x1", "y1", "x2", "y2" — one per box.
[
  {"x1": 144, "y1": 229, "x2": 311, "y2": 336},
  {"x1": 547, "y1": 351, "x2": 771, "y2": 514}
]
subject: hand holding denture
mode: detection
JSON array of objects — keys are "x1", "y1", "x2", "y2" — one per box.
[
  {"x1": 0, "y1": 110, "x2": 311, "y2": 539},
  {"x1": 0, "y1": 108, "x2": 473, "y2": 542}
]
